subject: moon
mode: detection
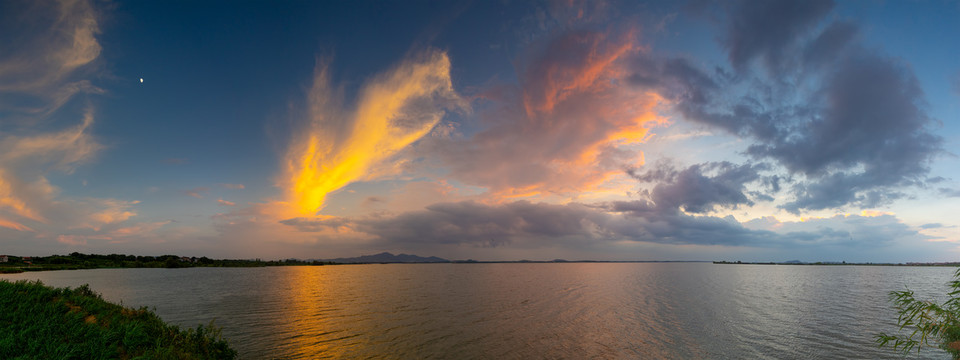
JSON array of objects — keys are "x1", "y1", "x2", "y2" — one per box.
[{"x1": 140, "y1": 78, "x2": 143, "y2": 83}]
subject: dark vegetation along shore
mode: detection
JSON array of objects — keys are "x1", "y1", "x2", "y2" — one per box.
[
  {"x1": 0, "y1": 252, "x2": 714, "y2": 274},
  {"x1": 0, "y1": 252, "x2": 338, "y2": 273},
  {"x1": 3, "y1": 252, "x2": 955, "y2": 275},
  {"x1": 0, "y1": 280, "x2": 236, "y2": 359},
  {"x1": 713, "y1": 260, "x2": 960, "y2": 266}
]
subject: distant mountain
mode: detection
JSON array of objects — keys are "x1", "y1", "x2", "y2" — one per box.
[{"x1": 323, "y1": 252, "x2": 449, "y2": 264}]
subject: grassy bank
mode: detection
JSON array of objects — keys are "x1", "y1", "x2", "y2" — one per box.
[{"x1": 0, "y1": 280, "x2": 236, "y2": 359}]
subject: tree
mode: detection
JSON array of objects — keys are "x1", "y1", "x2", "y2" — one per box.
[
  {"x1": 163, "y1": 257, "x2": 182, "y2": 269},
  {"x1": 877, "y1": 267, "x2": 960, "y2": 359}
]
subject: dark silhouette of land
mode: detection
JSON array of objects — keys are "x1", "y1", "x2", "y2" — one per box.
[
  {"x1": 317, "y1": 252, "x2": 449, "y2": 264},
  {"x1": 2, "y1": 252, "x2": 952, "y2": 274},
  {"x1": 0, "y1": 252, "x2": 336, "y2": 273},
  {"x1": 713, "y1": 260, "x2": 960, "y2": 266}
]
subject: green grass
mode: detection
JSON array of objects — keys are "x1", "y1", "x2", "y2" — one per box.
[{"x1": 0, "y1": 280, "x2": 236, "y2": 359}]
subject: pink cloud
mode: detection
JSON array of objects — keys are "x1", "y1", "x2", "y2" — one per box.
[{"x1": 428, "y1": 28, "x2": 666, "y2": 199}]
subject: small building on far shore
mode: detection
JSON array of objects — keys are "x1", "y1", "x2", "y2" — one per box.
[{"x1": 0, "y1": 255, "x2": 8, "y2": 263}]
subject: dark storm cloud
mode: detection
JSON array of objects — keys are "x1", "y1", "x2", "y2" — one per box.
[
  {"x1": 280, "y1": 198, "x2": 927, "y2": 250},
  {"x1": 802, "y1": 21, "x2": 858, "y2": 69},
  {"x1": 604, "y1": 200, "x2": 772, "y2": 246},
  {"x1": 723, "y1": 0, "x2": 834, "y2": 72},
  {"x1": 628, "y1": 3, "x2": 943, "y2": 213},
  {"x1": 280, "y1": 199, "x2": 769, "y2": 247},
  {"x1": 627, "y1": 57, "x2": 718, "y2": 106},
  {"x1": 281, "y1": 201, "x2": 607, "y2": 247},
  {"x1": 630, "y1": 161, "x2": 767, "y2": 214},
  {"x1": 751, "y1": 50, "x2": 941, "y2": 212},
  {"x1": 746, "y1": 53, "x2": 938, "y2": 178},
  {"x1": 353, "y1": 201, "x2": 604, "y2": 247},
  {"x1": 782, "y1": 173, "x2": 906, "y2": 213}
]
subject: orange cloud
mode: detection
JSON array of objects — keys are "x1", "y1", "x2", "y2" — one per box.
[
  {"x1": 0, "y1": 217, "x2": 33, "y2": 232},
  {"x1": 434, "y1": 28, "x2": 667, "y2": 200},
  {"x1": 217, "y1": 199, "x2": 236, "y2": 206},
  {"x1": 82, "y1": 199, "x2": 138, "y2": 230},
  {"x1": 0, "y1": 171, "x2": 45, "y2": 222},
  {"x1": 522, "y1": 30, "x2": 636, "y2": 118},
  {"x1": 282, "y1": 49, "x2": 463, "y2": 216},
  {"x1": 0, "y1": 108, "x2": 103, "y2": 227},
  {"x1": 0, "y1": 109, "x2": 100, "y2": 170}
]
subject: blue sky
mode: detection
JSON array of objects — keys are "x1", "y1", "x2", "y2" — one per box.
[{"x1": 1, "y1": 0, "x2": 959, "y2": 262}]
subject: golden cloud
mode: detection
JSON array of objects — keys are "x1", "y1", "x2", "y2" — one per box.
[{"x1": 281, "y1": 49, "x2": 463, "y2": 216}]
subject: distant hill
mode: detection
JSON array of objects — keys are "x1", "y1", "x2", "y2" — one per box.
[{"x1": 322, "y1": 252, "x2": 449, "y2": 264}]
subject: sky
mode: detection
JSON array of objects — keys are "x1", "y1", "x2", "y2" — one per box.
[{"x1": 1, "y1": 0, "x2": 959, "y2": 262}]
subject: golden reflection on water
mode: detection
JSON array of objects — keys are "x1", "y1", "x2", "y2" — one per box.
[
  {"x1": 267, "y1": 263, "x2": 685, "y2": 358},
  {"x1": 279, "y1": 266, "x2": 343, "y2": 358}
]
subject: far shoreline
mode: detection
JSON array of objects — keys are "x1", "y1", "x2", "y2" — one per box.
[{"x1": 2, "y1": 252, "x2": 957, "y2": 275}]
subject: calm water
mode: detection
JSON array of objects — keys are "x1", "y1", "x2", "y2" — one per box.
[{"x1": 3, "y1": 263, "x2": 955, "y2": 359}]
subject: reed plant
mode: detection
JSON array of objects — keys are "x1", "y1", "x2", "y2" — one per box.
[{"x1": 877, "y1": 267, "x2": 960, "y2": 359}]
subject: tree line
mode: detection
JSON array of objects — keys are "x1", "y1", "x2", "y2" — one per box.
[{"x1": 0, "y1": 252, "x2": 335, "y2": 271}]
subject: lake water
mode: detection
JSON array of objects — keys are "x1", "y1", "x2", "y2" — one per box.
[{"x1": 2, "y1": 263, "x2": 955, "y2": 359}]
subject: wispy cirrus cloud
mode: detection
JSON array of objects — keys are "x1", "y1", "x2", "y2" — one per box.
[
  {"x1": 0, "y1": 89, "x2": 107, "y2": 232},
  {"x1": 0, "y1": 0, "x2": 104, "y2": 233},
  {"x1": 0, "y1": 0, "x2": 164, "y2": 248},
  {"x1": 0, "y1": 0, "x2": 103, "y2": 119}
]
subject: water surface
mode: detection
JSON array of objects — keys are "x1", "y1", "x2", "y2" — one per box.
[{"x1": 3, "y1": 263, "x2": 953, "y2": 359}]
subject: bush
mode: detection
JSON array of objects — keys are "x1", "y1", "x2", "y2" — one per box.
[{"x1": 877, "y1": 267, "x2": 960, "y2": 359}]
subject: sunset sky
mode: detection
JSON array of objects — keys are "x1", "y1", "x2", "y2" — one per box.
[{"x1": 2, "y1": 0, "x2": 959, "y2": 262}]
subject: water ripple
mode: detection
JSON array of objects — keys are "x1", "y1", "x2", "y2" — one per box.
[{"x1": 2, "y1": 264, "x2": 955, "y2": 359}]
